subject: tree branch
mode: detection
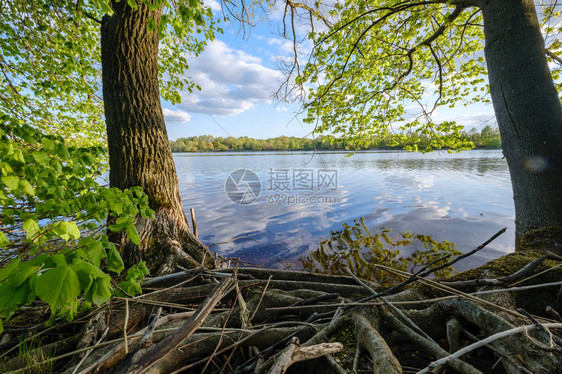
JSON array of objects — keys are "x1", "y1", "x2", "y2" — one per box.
[{"x1": 546, "y1": 48, "x2": 562, "y2": 65}]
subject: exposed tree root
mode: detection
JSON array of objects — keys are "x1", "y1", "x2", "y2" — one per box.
[
  {"x1": 2, "y1": 248, "x2": 562, "y2": 374},
  {"x1": 352, "y1": 312, "x2": 401, "y2": 373}
]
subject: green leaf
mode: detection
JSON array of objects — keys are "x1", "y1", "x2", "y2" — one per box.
[
  {"x1": 138, "y1": 261, "x2": 150, "y2": 276},
  {"x1": 125, "y1": 225, "x2": 140, "y2": 245},
  {"x1": 22, "y1": 219, "x2": 40, "y2": 241},
  {"x1": 117, "y1": 280, "x2": 142, "y2": 297},
  {"x1": 1, "y1": 176, "x2": 19, "y2": 191},
  {"x1": 106, "y1": 245, "x2": 124, "y2": 274},
  {"x1": 0, "y1": 258, "x2": 20, "y2": 284},
  {"x1": 51, "y1": 253, "x2": 67, "y2": 267},
  {"x1": 35, "y1": 265, "x2": 81, "y2": 313},
  {"x1": 13, "y1": 149, "x2": 25, "y2": 163},
  {"x1": 108, "y1": 201, "x2": 123, "y2": 215},
  {"x1": 148, "y1": 17, "x2": 157, "y2": 32},
  {"x1": 32, "y1": 151, "x2": 50, "y2": 165},
  {"x1": 70, "y1": 260, "x2": 95, "y2": 293},
  {"x1": 0, "y1": 280, "x2": 34, "y2": 315},
  {"x1": 20, "y1": 180, "x2": 35, "y2": 197},
  {"x1": 84, "y1": 241, "x2": 105, "y2": 268},
  {"x1": 0, "y1": 232, "x2": 9, "y2": 248},
  {"x1": 86, "y1": 278, "x2": 112, "y2": 306},
  {"x1": 57, "y1": 221, "x2": 81, "y2": 241},
  {"x1": 108, "y1": 216, "x2": 133, "y2": 232},
  {"x1": 9, "y1": 264, "x2": 39, "y2": 287}
]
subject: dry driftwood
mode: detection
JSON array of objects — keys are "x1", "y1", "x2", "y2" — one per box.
[
  {"x1": 114, "y1": 278, "x2": 234, "y2": 374},
  {"x1": 266, "y1": 337, "x2": 343, "y2": 374},
  {"x1": 2, "y1": 229, "x2": 562, "y2": 374}
]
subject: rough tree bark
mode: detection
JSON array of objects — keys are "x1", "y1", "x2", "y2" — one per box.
[
  {"x1": 100, "y1": 1, "x2": 214, "y2": 274},
  {"x1": 479, "y1": 0, "x2": 562, "y2": 247}
]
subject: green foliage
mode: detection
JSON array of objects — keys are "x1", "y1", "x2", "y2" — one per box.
[
  {"x1": 116, "y1": 261, "x2": 150, "y2": 297},
  {"x1": 539, "y1": 1, "x2": 562, "y2": 98},
  {"x1": 0, "y1": 0, "x2": 226, "y2": 338},
  {"x1": 0, "y1": 0, "x2": 220, "y2": 146},
  {"x1": 292, "y1": 0, "x2": 533, "y2": 151},
  {"x1": 169, "y1": 129, "x2": 501, "y2": 152},
  {"x1": 301, "y1": 218, "x2": 461, "y2": 286},
  {"x1": 0, "y1": 117, "x2": 154, "y2": 333},
  {"x1": 0, "y1": 0, "x2": 104, "y2": 146}
]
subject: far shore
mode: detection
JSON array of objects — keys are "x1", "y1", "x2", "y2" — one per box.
[{"x1": 170, "y1": 147, "x2": 502, "y2": 153}]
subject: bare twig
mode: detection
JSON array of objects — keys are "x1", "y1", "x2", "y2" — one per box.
[
  {"x1": 546, "y1": 48, "x2": 562, "y2": 64},
  {"x1": 417, "y1": 323, "x2": 562, "y2": 374},
  {"x1": 441, "y1": 255, "x2": 555, "y2": 288},
  {"x1": 250, "y1": 275, "x2": 272, "y2": 322},
  {"x1": 70, "y1": 327, "x2": 109, "y2": 374},
  {"x1": 124, "y1": 299, "x2": 129, "y2": 354}
]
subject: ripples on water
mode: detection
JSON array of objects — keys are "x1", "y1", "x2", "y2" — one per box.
[{"x1": 174, "y1": 150, "x2": 514, "y2": 271}]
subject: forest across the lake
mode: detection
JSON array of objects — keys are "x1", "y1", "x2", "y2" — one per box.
[{"x1": 170, "y1": 126, "x2": 502, "y2": 152}]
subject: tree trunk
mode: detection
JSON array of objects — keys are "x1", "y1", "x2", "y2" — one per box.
[
  {"x1": 479, "y1": 0, "x2": 562, "y2": 247},
  {"x1": 100, "y1": 1, "x2": 214, "y2": 273}
]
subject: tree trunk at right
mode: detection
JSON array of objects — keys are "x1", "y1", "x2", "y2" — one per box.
[{"x1": 479, "y1": 0, "x2": 562, "y2": 248}]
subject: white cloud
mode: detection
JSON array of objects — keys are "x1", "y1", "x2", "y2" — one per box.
[
  {"x1": 163, "y1": 108, "x2": 192, "y2": 124},
  {"x1": 275, "y1": 106, "x2": 288, "y2": 112},
  {"x1": 179, "y1": 41, "x2": 284, "y2": 117},
  {"x1": 268, "y1": 38, "x2": 295, "y2": 54},
  {"x1": 434, "y1": 112, "x2": 496, "y2": 130},
  {"x1": 203, "y1": 0, "x2": 221, "y2": 11}
]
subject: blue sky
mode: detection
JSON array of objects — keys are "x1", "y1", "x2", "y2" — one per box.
[{"x1": 162, "y1": 4, "x2": 496, "y2": 141}]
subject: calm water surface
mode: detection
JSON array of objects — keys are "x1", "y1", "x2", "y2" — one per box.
[{"x1": 174, "y1": 150, "x2": 514, "y2": 271}]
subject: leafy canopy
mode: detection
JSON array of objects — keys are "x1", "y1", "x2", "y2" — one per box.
[
  {"x1": 286, "y1": 0, "x2": 562, "y2": 151},
  {"x1": 0, "y1": 0, "x2": 221, "y2": 333},
  {"x1": 0, "y1": 117, "x2": 152, "y2": 332},
  {"x1": 0, "y1": 0, "x2": 219, "y2": 145}
]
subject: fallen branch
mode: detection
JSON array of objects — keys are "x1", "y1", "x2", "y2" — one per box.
[
  {"x1": 74, "y1": 310, "x2": 197, "y2": 374},
  {"x1": 114, "y1": 307, "x2": 162, "y2": 372},
  {"x1": 374, "y1": 263, "x2": 525, "y2": 319},
  {"x1": 441, "y1": 255, "x2": 555, "y2": 288},
  {"x1": 417, "y1": 323, "x2": 562, "y2": 374},
  {"x1": 265, "y1": 280, "x2": 562, "y2": 312},
  {"x1": 267, "y1": 337, "x2": 343, "y2": 374},
  {"x1": 384, "y1": 311, "x2": 482, "y2": 374},
  {"x1": 70, "y1": 327, "x2": 109, "y2": 374},
  {"x1": 113, "y1": 278, "x2": 235, "y2": 374},
  {"x1": 345, "y1": 266, "x2": 436, "y2": 344}
]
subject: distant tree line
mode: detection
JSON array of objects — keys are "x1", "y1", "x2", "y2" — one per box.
[{"x1": 169, "y1": 126, "x2": 501, "y2": 152}]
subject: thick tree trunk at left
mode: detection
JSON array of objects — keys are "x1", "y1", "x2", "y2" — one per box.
[{"x1": 100, "y1": 1, "x2": 214, "y2": 273}]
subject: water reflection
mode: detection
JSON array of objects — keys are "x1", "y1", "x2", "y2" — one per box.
[
  {"x1": 174, "y1": 150, "x2": 514, "y2": 270},
  {"x1": 301, "y1": 217, "x2": 461, "y2": 285}
]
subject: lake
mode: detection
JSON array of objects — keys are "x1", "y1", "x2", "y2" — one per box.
[{"x1": 174, "y1": 150, "x2": 514, "y2": 271}]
